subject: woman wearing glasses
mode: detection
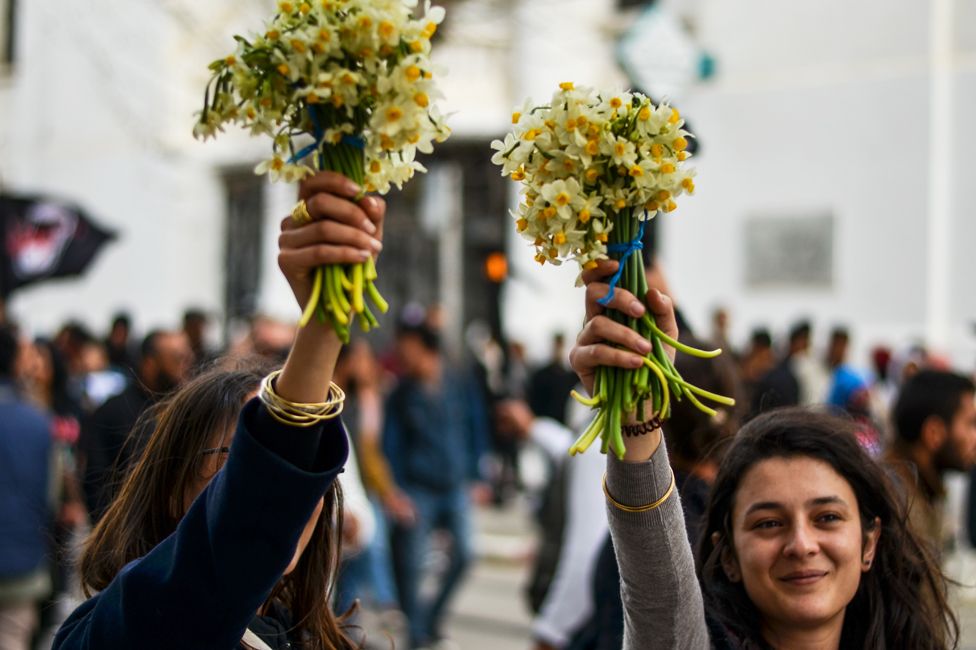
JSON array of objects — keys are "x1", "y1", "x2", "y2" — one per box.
[{"x1": 54, "y1": 171, "x2": 384, "y2": 650}]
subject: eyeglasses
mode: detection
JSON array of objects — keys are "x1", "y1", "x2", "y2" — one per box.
[{"x1": 200, "y1": 446, "x2": 231, "y2": 456}]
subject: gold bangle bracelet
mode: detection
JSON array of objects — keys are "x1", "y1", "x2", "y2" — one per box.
[
  {"x1": 258, "y1": 370, "x2": 345, "y2": 427},
  {"x1": 603, "y1": 469, "x2": 676, "y2": 514}
]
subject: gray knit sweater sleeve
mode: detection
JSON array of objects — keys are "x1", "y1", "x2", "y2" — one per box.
[{"x1": 606, "y1": 440, "x2": 710, "y2": 650}]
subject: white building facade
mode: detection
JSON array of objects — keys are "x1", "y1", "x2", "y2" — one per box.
[{"x1": 1, "y1": 0, "x2": 974, "y2": 370}]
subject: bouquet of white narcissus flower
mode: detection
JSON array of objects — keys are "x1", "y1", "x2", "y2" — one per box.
[
  {"x1": 194, "y1": 0, "x2": 451, "y2": 342},
  {"x1": 491, "y1": 83, "x2": 734, "y2": 459}
]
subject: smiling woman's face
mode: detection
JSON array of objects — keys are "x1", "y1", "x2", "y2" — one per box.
[{"x1": 726, "y1": 457, "x2": 879, "y2": 639}]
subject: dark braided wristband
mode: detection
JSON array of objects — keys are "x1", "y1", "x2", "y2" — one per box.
[{"x1": 621, "y1": 417, "x2": 663, "y2": 437}]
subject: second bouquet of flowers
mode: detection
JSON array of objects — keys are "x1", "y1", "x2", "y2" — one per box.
[
  {"x1": 194, "y1": 0, "x2": 451, "y2": 341},
  {"x1": 492, "y1": 83, "x2": 733, "y2": 459}
]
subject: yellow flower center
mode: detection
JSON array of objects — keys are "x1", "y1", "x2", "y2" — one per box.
[
  {"x1": 614, "y1": 199, "x2": 627, "y2": 210},
  {"x1": 555, "y1": 192, "x2": 570, "y2": 206},
  {"x1": 586, "y1": 140, "x2": 599, "y2": 155},
  {"x1": 638, "y1": 106, "x2": 651, "y2": 121},
  {"x1": 669, "y1": 108, "x2": 681, "y2": 124},
  {"x1": 379, "y1": 21, "x2": 395, "y2": 38},
  {"x1": 645, "y1": 201, "x2": 660, "y2": 212},
  {"x1": 512, "y1": 112, "x2": 521, "y2": 124},
  {"x1": 331, "y1": 95, "x2": 344, "y2": 108},
  {"x1": 300, "y1": 2, "x2": 311, "y2": 13},
  {"x1": 260, "y1": 97, "x2": 273, "y2": 107},
  {"x1": 224, "y1": 55, "x2": 236, "y2": 66},
  {"x1": 681, "y1": 179, "x2": 695, "y2": 193},
  {"x1": 610, "y1": 97, "x2": 622, "y2": 109},
  {"x1": 584, "y1": 260, "x2": 598, "y2": 270},
  {"x1": 559, "y1": 81, "x2": 575, "y2": 91},
  {"x1": 657, "y1": 190, "x2": 670, "y2": 201},
  {"x1": 306, "y1": 93, "x2": 320, "y2": 104},
  {"x1": 341, "y1": 73, "x2": 356, "y2": 85},
  {"x1": 423, "y1": 22, "x2": 438, "y2": 38},
  {"x1": 554, "y1": 233, "x2": 567, "y2": 245},
  {"x1": 277, "y1": 63, "x2": 290, "y2": 76},
  {"x1": 577, "y1": 115, "x2": 588, "y2": 127},
  {"x1": 266, "y1": 29, "x2": 280, "y2": 40},
  {"x1": 406, "y1": 65, "x2": 421, "y2": 81},
  {"x1": 410, "y1": 40, "x2": 424, "y2": 53},
  {"x1": 386, "y1": 107, "x2": 403, "y2": 121},
  {"x1": 585, "y1": 168, "x2": 599, "y2": 183},
  {"x1": 678, "y1": 151, "x2": 689, "y2": 161},
  {"x1": 511, "y1": 168, "x2": 525, "y2": 181},
  {"x1": 548, "y1": 247, "x2": 558, "y2": 257},
  {"x1": 291, "y1": 39, "x2": 306, "y2": 53},
  {"x1": 319, "y1": 28, "x2": 331, "y2": 41},
  {"x1": 279, "y1": 1, "x2": 295, "y2": 13},
  {"x1": 359, "y1": 16, "x2": 373, "y2": 29},
  {"x1": 407, "y1": 133, "x2": 420, "y2": 144},
  {"x1": 414, "y1": 92, "x2": 429, "y2": 107},
  {"x1": 660, "y1": 163, "x2": 676, "y2": 174},
  {"x1": 614, "y1": 143, "x2": 626, "y2": 156},
  {"x1": 380, "y1": 134, "x2": 394, "y2": 150},
  {"x1": 596, "y1": 233, "x2": 608, "y2": 243},
  {"x1": 370, "y1": 160, "x2": 382, "y2": 173},
  {"x1": 543, "y1": 206, "x2": 557, "y2": 219},
  {"x1": 579, "y1": 209, "x2": 591, "y2": 223},
  {"x1": 535, "y1": 253, "x2": 547, "y2": 265},
  {"x1": 517, "y1": 218, "x2": 528, "y2": 231},
  {"x1": 523, "y1": 129, "x2": 541, "y2": 141},
  {"x1": 563, "y1": 160, "x2": 575, "y2": 172},
  {"x1": 650, "y1": 144, "x2": 664, "y2": 159},
  {"x1": 629, "y1": 166, "x2": 644, "y2": 177},
  {"x1": 673, "y1": 137, "x2": 688, "y2": 151},
  {"x1": 271, "y1": 157, "x2": 284, "y2": 170},
  {"x1": 245, "y1": 107, "x2": 256, "y2": 119},
  {"x1": 665, "y1": 200, "x2": 678, "y2": 212},
  {"x1": 313, "y1": 42, "x2": 327, "y2": 54}
]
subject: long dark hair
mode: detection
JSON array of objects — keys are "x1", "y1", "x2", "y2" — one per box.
[
  {"x1": 80, "y1": 358, "x2": 356, "y2": 650},
  {"x1": 697, "y1": 408, "x2": 957, "y2": 649}
]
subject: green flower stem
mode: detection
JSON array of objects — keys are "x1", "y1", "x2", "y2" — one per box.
[
  {"x1": 641, "y1": 315, "x2": 723, "y2": 359},
  {"x1": 299, "y1": 266, "x2": 324, "y2": 328}
]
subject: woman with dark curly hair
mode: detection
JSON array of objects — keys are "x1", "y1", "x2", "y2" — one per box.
[{"x1": 569, "y1": 260, "x2": 957, "y2": 650}]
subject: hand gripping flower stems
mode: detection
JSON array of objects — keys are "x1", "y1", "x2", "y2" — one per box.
[
  {"x1": 567, "y1": 213, "x2": 734, "y2": 460},
  {"x1": 194, "y1": 0, "x2": 449, "y2": 341},
  {"x1": 491, "y1": 83, "x2": 734, "y2": 459}
]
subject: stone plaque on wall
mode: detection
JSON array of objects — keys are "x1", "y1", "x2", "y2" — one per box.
[{"x1": 744, "y1": 214, "x2": 834, "y2": 288}]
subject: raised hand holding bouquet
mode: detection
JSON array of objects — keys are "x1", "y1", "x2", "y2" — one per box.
[
  {"x1": 194, "y1": 0, "x2": 450, "y2": 341},
  {"x1": 491, "y1": 83, "x2": 733, "y2": 459}
]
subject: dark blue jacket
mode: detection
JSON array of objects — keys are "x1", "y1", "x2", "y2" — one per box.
[
  {"x1": 0, "y1": 380, "x2": 52, "y2": 579},
  {"x1": 53, "y1": 399, "x2": 348, "y2": 650},
  {"x1": 382, "y1": 369, "x2": 488, "y2": 492}
]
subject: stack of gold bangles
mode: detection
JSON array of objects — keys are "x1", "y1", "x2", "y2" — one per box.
[{"x1": 258, "y1": 370, "x2": 345, "y2": 427}]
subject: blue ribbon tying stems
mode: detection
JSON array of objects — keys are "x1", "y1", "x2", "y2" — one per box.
[
  {"x1": 288, "y1": 107, "x2": 365, "y2": 165},
  {"x1": 597, "y1": 218, "x2": 646, "y2": 306}
]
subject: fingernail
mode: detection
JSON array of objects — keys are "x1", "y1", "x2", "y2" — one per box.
[
  {"x1": 370, "y1": 238, "x2": 383, "y2": 252},
  {"x1": 358, "y1": 249, "x2": 371, "y2": 260},
  {"x1": 638, "y1": 339, "x2": 652, "y2": 354},
  {"x1": 363, "y1": 218, "x2": 377, "y2": 234},
  {"x1": 629, "y1": 301, "x2": 645, "y2": 317},
  {"x1": 346, "y1": 181, "x2": 362, "y2": 195},
  {"x1": 630, "y1": 356, "x2": 644, "y2": 368}
]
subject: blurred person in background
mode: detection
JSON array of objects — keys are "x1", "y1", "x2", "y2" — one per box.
[
  {"x1": 79, "y1": 329, "x2": 192, "y2": 522},
  {"x1": 738, "y1": 328, "x2": 774, "y2": 411},
  {"x1": 383, "y1": 321, "x2": 490, "y2": 649},
  {"x1": 103, "y1": 313, "x2": 137, "y2": 378},
  {"x1": 528, "y1": 334, "x2": 579, "y2": 427},
  {"x1": 709, "y1": 306, "x2": 736, "y2": 361},
  {"x1": 183, "y1": 308, "x2": 217, "y2": 370},
  {"x1": 0, "y1": 325, "x2": 55, "y2": 650},
  {"x1": 333, "y1": 340, "x2": 406, "y2": 643},
  {"x1": 21, "y1": 339, "x2": 88, "y2": 648},
  {"x1": 868, "y1": 345, "x2": 897, "y2": 440},
  {"x1": 750, "y1": 320, "x2": 810, "y2": 416},
  {"x1": 887, "y1": 370, "x2": 976, "y2": 554}
]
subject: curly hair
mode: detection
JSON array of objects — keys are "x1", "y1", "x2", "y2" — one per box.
[{"x1": 696, "y1": 407, "x2": 957, "y2": 649}]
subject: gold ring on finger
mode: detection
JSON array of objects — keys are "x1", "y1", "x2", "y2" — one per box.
[{"x1": 291, "y1": 199, "x2": 312, "y2": 225}]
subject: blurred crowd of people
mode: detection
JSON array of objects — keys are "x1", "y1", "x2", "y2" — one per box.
[{"x1": 2, "y1": 289, "x2": 976, "y2": 650}]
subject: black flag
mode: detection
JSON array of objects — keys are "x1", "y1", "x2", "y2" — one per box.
[{"x1": 0, "y1": 194, "x2": 116, "y2": 297}]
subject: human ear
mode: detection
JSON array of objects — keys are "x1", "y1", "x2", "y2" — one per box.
[
  {"x1": 861, "y1": 516, "x2": 881, "y2": 571},
  {"x1": 921, "y1": 415, "x2": 947, "y2": 453},
  {"x1": 713, "y1": 531, "x2": 741, "y2": 582}
]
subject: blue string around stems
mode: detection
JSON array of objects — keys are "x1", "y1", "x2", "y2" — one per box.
[
  {"x1": 289, "y1": 107, "x2": 367, "y2": 164},
  {"x1": 597, "y1": 217, "x2": 646, "y2": 306}
]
